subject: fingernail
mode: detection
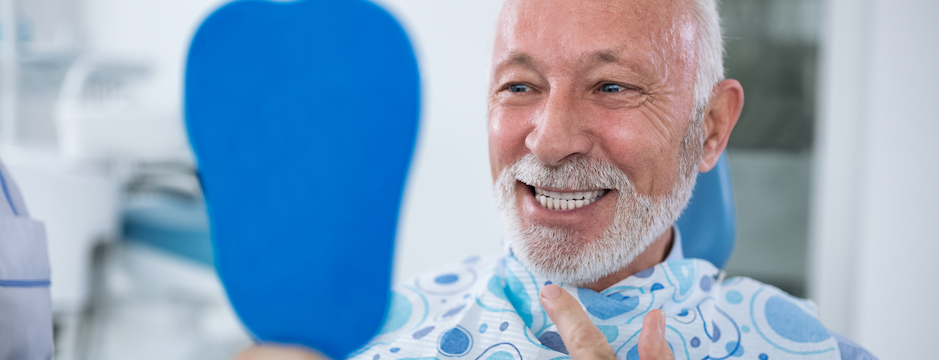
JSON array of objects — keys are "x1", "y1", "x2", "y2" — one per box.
[{"x1": 541, "y1": 285, "x2": 561, "y2": 299}]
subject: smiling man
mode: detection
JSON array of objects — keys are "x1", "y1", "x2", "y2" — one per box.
[
  {"x1": 240, "y1": 0, "x2": 875, "y2": 359},
  {"x1": 488, "y1": 0, "x2": 712, "y2": 292}
]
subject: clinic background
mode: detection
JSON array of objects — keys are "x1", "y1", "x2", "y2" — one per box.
[{"x1": 0, "y1": 0, "x2": 935, "y2": 358}]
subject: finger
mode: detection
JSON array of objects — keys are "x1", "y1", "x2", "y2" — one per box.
[
  {"x1": 235, "y1": 344, "x2": 329, "y2": 360},
  {"x1": 638, "y1": 310, "x2": 675, "y2": 360},
  {"x1": 540, "y1": 285, "x2": 616, "y2": 360}
]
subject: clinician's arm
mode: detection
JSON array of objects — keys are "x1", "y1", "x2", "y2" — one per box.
[{"x1": 0, "y1": 160, "x2": 54, "y2": 360}]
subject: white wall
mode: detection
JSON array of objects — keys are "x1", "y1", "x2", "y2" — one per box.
[
  {"x1": 373, "y1": 0, "x2": 507, "y2": 284},
  {"x1": 810, "y1": 0, "x2": 939, "y2": 357},
  {"x1": 81, "y1": 0, "x2": 227, "y2": 111}
]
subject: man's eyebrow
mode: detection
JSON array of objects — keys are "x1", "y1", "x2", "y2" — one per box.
[
  {"x1": 586, "y1": 49, "x2": 654, "y2": 79},
  {"x1": 493, "y1": 51, "x2": 538, "y2": 73},
  {"x1": 591, "y1": 50, "x2": 620, "y2": 64}
]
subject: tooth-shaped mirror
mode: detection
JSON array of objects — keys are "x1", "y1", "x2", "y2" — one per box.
[{"x1": 185, "y1": 1, "x2": 419, "y2": 358}]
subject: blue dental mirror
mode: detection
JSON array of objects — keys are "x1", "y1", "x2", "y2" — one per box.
[{"x1": 184, "y1": 0, "x2": 419, "y2": 358}]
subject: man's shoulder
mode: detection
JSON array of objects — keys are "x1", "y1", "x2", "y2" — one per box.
[
  {"x1": 714, "y1": 273, "x2": 877, "y2": 360},
  {"x1": 627, "y1": 260, "x2": 877, "y2": 360}
]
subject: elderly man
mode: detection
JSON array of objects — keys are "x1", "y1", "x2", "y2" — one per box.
[{"x1": 241, "y1": 0, "x2": 875, "y2": 359}]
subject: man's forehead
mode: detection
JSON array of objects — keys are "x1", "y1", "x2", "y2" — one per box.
[
  {"x1": 500, "y1": 0, "x2": 693, "y2": 23},
  {"x1": 492, "y1": 48, "x2": 654, "y2": 79},
  {"x1": 493, "y1": 0, "x2": 697, "y2": 72}
]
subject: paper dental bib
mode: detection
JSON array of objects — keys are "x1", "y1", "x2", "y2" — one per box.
[{"x1": 350, "y1": 256, "x2": 840, "y2": 360}]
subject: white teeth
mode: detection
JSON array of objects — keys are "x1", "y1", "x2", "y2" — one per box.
[{"x1": 532, "y1": 187, "x2": 607, "y2": 210}]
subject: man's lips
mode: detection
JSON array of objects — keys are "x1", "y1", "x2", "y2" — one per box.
[{"x1": 528, "y1": 185, "x2": 610, "y2": 210}]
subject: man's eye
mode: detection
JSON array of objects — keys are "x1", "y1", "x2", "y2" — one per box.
[
  {"x1": 508, "y1": 84, "x2": 530, "y2": 93},
  {"x1": 600, "y1": 83, "x2": 625, "y2": 93}
]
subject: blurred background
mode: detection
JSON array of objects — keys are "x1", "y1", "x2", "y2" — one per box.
[{"x1": 0, "y1": 0, "x2": 935, "y2": 358}]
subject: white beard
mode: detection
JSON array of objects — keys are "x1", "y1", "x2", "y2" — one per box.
[{"x1": 494, "y1": 119, "x2": 704, "y2": 286}]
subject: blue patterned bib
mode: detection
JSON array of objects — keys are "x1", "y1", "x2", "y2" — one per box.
[{"x1": 349, "y1": 256, "x2": 840, "y2": 360}]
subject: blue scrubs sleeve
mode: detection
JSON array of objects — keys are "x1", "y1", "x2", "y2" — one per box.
[{"x1": 0, "y1": 160, "x2": 54, "y2": 360}]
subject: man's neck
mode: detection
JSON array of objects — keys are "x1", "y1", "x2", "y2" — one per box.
[{"x1": 581, "y1": 227, "x2": 674, "y2": 292}]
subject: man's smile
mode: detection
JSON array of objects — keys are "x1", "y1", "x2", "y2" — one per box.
[{"x1": 529, "y1": 186, "x2": 610, "y2": 210}]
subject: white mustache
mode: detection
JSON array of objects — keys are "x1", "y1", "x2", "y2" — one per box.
[{"x1": 509, "y1": 154, "x2": 634, "y2": 192}]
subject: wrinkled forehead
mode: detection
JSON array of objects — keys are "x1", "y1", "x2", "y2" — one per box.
[{"x1": 493, "y1": 0, "x2": 697, "y2": 76}]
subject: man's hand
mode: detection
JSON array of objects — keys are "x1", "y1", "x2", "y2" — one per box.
[{"x1": 539, "y1": 284, "x2": 674, "y2": 360}]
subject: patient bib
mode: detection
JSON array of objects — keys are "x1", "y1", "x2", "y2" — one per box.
[{"x1": 350, "y1": 256, "x2": 841, "y2": 360}]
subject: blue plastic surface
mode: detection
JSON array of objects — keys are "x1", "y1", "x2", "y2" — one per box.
[
  {"x1": 184, "y1": 0, "x2": 420, "y2": 358},
  {"x1": 676, "y1": 153, "x2": 737, "y2": 269}
]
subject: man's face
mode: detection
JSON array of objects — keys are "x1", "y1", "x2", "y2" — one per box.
[{"x1": 488, "y1": 0, "x2": 703, "y2": 284}]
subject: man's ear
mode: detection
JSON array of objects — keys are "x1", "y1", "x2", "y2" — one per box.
[{"x1": 698, "y1": 79, "x2": 744, "y2": 172}]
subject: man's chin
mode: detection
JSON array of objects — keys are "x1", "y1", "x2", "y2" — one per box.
[
  {"x1": 510, "y1": 250, "x2": 620, "y2": 287},
  {"x1": 506, "y1": 228, "x2": 636, "y2": 286}
]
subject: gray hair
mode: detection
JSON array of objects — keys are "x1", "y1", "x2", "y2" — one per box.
[{"x1": 691, "y1": 0, "x2": 726, "y2": 119}]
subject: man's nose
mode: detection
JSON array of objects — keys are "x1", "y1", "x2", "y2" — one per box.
[{"x1": 525, "y1": 92, "x2": 593, "y2": 166}]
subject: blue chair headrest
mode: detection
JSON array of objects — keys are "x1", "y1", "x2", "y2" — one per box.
[{"x1": 675, "y1": 153, "x2": 736, "y2": 269}]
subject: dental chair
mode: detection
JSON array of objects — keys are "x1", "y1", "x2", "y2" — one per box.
[{"x1": 184, "y1": 0, "x2": 735, "y2": 358}]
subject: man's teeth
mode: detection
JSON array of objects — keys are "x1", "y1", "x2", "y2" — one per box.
[{"x1": 533, "y1": 188, "x2": 607, "y2": 210}]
